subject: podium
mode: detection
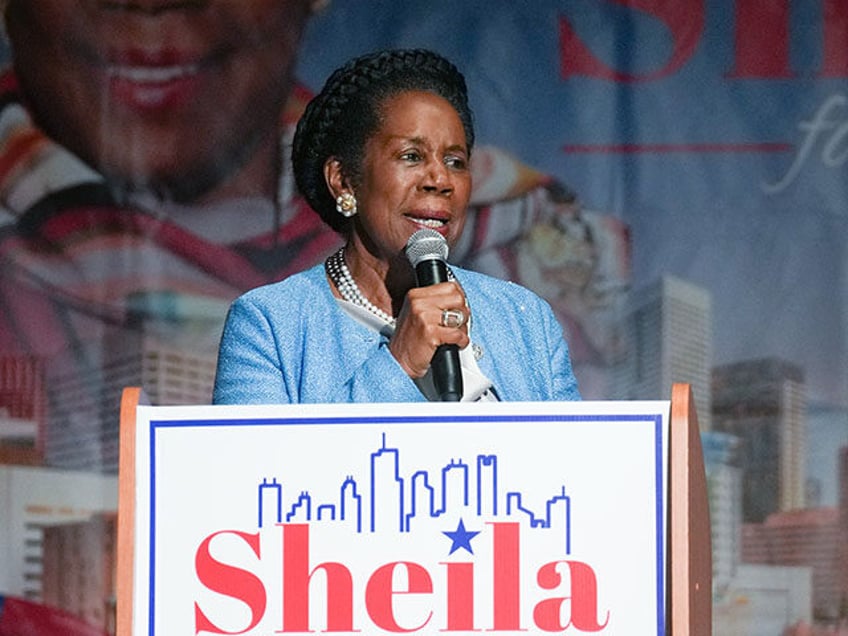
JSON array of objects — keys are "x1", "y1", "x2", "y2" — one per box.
[{"x1": 116, "y1": 383, "x2": 711, "y2": 635}]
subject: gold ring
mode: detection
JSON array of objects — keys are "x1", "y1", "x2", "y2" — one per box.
[{"x1": 440, "y1": 308, "x2": 466, "y2": 329}]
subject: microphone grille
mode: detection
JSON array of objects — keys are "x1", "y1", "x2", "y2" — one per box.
[{"x1": 405, "y1": 228, "x2": 449, "y2": 267}]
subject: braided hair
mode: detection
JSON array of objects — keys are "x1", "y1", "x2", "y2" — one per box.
[{"x1": 291, "y1": 48, "x2": 475, "y2": 234}]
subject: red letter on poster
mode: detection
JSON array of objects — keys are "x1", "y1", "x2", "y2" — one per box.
[
  {"x1": 281, "y1": 523, "x2": 354, "y2": 632},
  {"x1": 490, "y1": 522, "x2": 522, "y2": 630},
  {"x1": 194, "y1": 530, "x2": 266, "y2": 634},
  {"x1": 442, "y1": 561, "x2": 475, "y2": 631},
  {"x1": 366, "y1": 562, "x2": 433, "y2": 632},
  {"x1": 533, "y1": 560, "x2": 610, "y2": 632},
  {"x1": 822, "y1": 0, "x2": 848, "y2": 77},
  {"x1": 559, "y1": 0, "x2": 704, "y2": 82},
  {"x1": 726, "y1": 0, "x2": 793, "y2": 79}
]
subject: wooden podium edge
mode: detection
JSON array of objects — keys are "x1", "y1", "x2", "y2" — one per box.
[
  {"x1": 113, "y1": 386, "x2": 711, "y2": 634},
  {"x1": 669, "y1": 382, "x2": 713, "y2": 635},
  {"x1": 117, "y1": 387, "x2": 145, "y2": 636}
]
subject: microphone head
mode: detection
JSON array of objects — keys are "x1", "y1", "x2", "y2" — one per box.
[{"x1": 405, "y1": 228, "x2": 449, "y2": 267}]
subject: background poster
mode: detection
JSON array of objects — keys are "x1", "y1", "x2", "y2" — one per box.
[{"x1": 0, "y1": 1, "x2": 846, "y2": 635}]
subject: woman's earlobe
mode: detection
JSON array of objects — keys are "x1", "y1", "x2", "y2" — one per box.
[
  {"x1": 324, "y1": 158, "x2": 357, "y2": 217},
  {"x1": 323, "y1": 157, "x2": 346, "y2": 199}
]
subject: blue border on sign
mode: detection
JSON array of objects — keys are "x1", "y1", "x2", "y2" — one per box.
[{"x1": 145, "y1": 412, "x2": 666, "y2": 635}]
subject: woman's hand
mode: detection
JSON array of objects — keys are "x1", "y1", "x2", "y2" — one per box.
[{"x1": 389, "y1": 281, "x2": 470, "y2": 378}]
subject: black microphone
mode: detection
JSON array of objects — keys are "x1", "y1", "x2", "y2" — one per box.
[{"x1": 405, "y1": 228, "x2": 463, "y2": 402}]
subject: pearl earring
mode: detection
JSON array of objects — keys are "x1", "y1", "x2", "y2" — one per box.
[{"x1": 335, "y1": 192, "x2": 358, "y2": 218}]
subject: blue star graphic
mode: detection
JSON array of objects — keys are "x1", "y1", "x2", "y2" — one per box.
[{"x1": 443, "y1": 518, "x2": 480, "y2": 555}]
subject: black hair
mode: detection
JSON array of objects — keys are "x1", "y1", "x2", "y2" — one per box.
[{"x1": 291, "y1": 48, "x2": 475, "y2": 233}]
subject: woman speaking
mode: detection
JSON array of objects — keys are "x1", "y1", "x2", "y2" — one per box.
[{"x1": 213, "y1": 48, "x2": 581, "y2": 404}]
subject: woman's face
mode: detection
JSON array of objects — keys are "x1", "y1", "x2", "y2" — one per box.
[
  {"x1": 5, "y1": 0, "x2": 312, "y2": 202},
  {"x1": 349, "y1": 90, "x2": 472, "y2": 264}
]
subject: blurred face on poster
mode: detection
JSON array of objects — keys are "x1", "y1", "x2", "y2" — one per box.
[{"x1": 4, "y1": 0, "x2": 315, "y2": 203}]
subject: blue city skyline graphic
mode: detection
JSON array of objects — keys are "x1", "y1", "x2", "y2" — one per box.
[{"x1": 256, "y1": 432, "x2": 573, "y2": 554}]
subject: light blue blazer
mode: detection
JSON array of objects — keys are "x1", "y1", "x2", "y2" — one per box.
[{"x1": 213, "y1": 263, "x2": 581, "y2": 404}]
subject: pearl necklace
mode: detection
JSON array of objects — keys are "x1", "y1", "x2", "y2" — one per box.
[{"x1": 325, "y1": 248, "x2": 396, "y2": 327}]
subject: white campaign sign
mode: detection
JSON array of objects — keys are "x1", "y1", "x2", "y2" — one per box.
[{"x1": 131, "y1": 400, "x2": 669, "y2": 635}]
